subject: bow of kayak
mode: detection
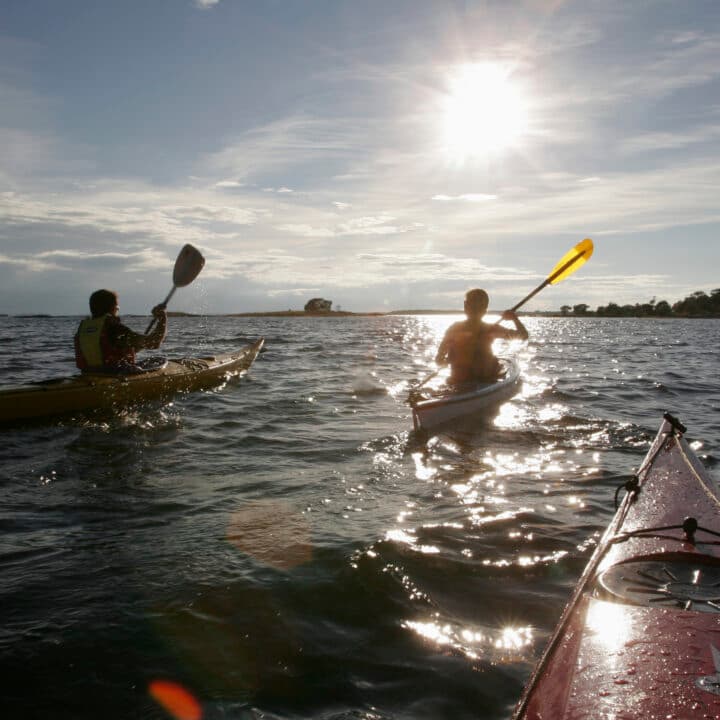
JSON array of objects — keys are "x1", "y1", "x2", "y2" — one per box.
[
  {"x1": 0, "y1": 338, "x2": 264, "y2": 424},
  {"x1": 513, "y1": 413, "x2": 720, "y2": 719}
]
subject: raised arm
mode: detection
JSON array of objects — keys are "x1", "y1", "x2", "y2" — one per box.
[
  {"x1": 138, "y1": 305, "x2": 168, "y2": 349},
  {"x1": 499, "y1": 310, "x2": 528, "y2": 341},
  {"x1": 114, "y1": 305, "x2": 167, "y2": 352}
]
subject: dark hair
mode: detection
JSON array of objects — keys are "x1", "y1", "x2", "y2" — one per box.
[
  {"x1": 89, "y1": 289, "x2": 118, "y2": 317},
  {"x1": 465, "y1": 288, "x2": 489, "y2": 314}
]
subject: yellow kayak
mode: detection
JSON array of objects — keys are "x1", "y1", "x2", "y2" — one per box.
[{"x1": 0, "y1": 338, "x2": 264, "y2": 424}]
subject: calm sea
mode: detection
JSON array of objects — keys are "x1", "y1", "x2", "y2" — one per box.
[{"x1": 1, "y1": 315, "x2": 719, "y2": 719}]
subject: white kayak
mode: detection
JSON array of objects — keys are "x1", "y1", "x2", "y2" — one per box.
[{"x1": 410, "y1": 358, "x2": 521, "y2": 433}]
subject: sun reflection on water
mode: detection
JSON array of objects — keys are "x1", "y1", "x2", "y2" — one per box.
[
  {"x1": 411, "y1": 451, "x2": 439, "y2": 481},
  {"x1": 404, "y1": 618, "x2": 534, "y2": 663},
  {"x1": 385, "y1": 528, "x2": 441, "y2": 555}
]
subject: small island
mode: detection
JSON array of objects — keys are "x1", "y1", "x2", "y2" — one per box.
[{"x1": 228, "y1": 296, "x2": 382, "y2": 317}]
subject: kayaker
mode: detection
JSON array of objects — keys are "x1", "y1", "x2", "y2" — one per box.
[
  {"x1": 435, "y1": 288, "x2": 528, "y2": 384},
  {"x1": 74, "y1": 289, "x2": 168, "y2": 373}
]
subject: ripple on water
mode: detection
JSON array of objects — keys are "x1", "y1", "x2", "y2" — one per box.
[{"x1": 0, "y1": 316, "x2": 718, "y2": 719}]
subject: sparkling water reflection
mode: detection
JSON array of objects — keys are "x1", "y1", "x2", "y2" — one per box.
[{"x1": 0, "y1": 315, "x2": 718, "y2": 719}]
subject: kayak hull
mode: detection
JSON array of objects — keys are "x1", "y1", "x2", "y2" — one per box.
[
  {"x1": 0, "y1": 338, "x2": 264, "y2": 423},
  {"x1": 513, "y1": 414, "x2": 720, "y2": 719},
  {"x1": 411, "y1": 358, "x2": 521, "y2": 433}
]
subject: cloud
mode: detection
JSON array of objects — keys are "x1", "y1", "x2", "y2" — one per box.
[
  {"x1": 619, "y1": 125, "x2": 720, "y2": 154},
  {"x1": 589, "y1": 29, "x2": 720, "y2": 105},
  {"x1": 266, "y1": 287, "x2": 323, "y2": 298},
  {"x1": 275, "y1": 214, "x2": 421, "y2": 239},
  {"x1": 560, "y1": 273, "x2": 699, "y2": 307},
  {"x1": 201, "y1": 114, "x2": 360, "y2": 183},
  {"x1": 194, "y1": 0, "x2": 221, "y2": 8},
  {"x1": 0, "y1": 246, "x2": 173, "y2": 279},
  {"x1": 670, "y1": 31, "x2": 703, "y2": 45},
  {"x1": 275, "y1": 224, "x2": 336, "y2": 239},
  {"x1": 220, "y1": 250, "x2": 539, "y2": 290},
  {"x1": 2, "y1": 149, "x2": 718, "y2": 306},
  {"x1": 0, "y1": 128, "x2": 93, "y2": 182},
  {"x1": 432, "y1": 193, "x2": 498, "y2": 202}
]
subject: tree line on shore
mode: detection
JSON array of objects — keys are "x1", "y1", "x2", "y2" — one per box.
[{"x1": 560, "y1": 289, "x2": 720, "y2": 318}]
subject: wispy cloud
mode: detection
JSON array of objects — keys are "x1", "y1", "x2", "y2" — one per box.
[
  {"x1": 202, "y1": 249, "x2": 538, "y2": 291},
  {"x1": 274, "y1": 224, "x2": 336, "y2": 239},
  {"x1": 432, "y1": 194, "x2": 498, "y2": 202},
  {"x1": 1, "y1": 247, "x2": 171, "y2": 275},
  {"x1": 619, "y1": 125, "x2": 720, "y2": 154},
  {"x1": 201, "y1": 114, "x2": 361, "y2": 183}
]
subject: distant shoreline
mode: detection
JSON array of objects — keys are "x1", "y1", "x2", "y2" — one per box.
[
  {"x1": 5, "y1": 310, "x2": 719, "y2": 319},
  {"x1": 168, "y1": 309, "x2": 563, "y2": 317}
]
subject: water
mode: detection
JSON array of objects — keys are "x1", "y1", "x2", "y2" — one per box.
[{"x1": 1, "y1": 315, "x2": 719, "y2": 719}]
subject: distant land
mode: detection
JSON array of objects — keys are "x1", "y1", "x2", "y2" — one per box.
[
  {"x1": 168, "y1": 289, "x2": 719, "y2": 319},
  {"x1": 223, "y1": 310, "x2": 386, "y2": 317},
  {"x1": 6, "y1": 288, "x2": 719, "y2": 319},
  {"x1": 165, "y1": 309, "x2": 556, "y2": 318}
]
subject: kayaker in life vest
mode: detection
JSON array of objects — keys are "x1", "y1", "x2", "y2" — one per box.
[
  {"x1": 74, "y1": 289, "x2": 167, "y2": 373},
  {"x1": 435, "y1": 288, "x2": 528, "y2": 384}
]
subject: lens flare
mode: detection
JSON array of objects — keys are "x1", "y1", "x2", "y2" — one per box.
[{"x1": 148, "y1": 680, "x2": 202, "y2": 720}]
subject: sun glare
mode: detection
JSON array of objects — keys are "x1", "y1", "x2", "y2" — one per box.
[{"x1": 442, "y1": 63, "x2": 528, "y2": 160}]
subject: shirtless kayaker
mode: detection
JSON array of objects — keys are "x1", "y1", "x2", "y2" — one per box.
[{"x1": 435, "y1": 288, "x2": 528, "y2": 384}]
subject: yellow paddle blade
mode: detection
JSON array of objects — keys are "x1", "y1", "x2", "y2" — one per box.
[{"x1": 548, "y1": 238, "x2": 594, "y2": 285}]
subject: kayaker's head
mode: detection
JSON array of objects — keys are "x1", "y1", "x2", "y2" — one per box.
[
  {"x1": 89, "y1": 289, "x2": 119, "y2": 318},
  {"x1": 464, "y1": 288, "x2": 489, "y2": 318}
]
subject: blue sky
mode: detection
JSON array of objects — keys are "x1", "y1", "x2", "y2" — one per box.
[{"x1": 1, "y1": 0, "x2": 719, "y2": 315}]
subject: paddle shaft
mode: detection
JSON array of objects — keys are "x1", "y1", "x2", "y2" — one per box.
[
  {"x1": 509, "y1": 248, "x2": 586, "y2": 313},
  {"x1": 412, "y1": 369, "x2": 440, "y2": 391},
  {"x1": 144, "y1": 287, "x2": 175, "y2": 334}
]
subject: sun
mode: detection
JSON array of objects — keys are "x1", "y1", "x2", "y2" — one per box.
[{"x1": 441, "y1": 63, "x2": 528, "y2": 160}]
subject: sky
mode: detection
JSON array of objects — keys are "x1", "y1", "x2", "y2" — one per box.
[{"x1": 1, "y1": 0, "x2": 719, "y2": 316}]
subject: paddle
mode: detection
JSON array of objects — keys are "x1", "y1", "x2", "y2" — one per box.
[
  {"x1": 407, "y1": 238, "x2": 594, "y2": 400},
  {"x1": 145, "y1": 244, "x2": 206, "y2": 333},
  {"x1": 407, "y1": 368, "x2": 441, "y2": 401},
  {"x1": 507, "y1": 238, "x2": 594, "y2": 313}
]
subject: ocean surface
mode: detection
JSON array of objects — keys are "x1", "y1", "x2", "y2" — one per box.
[{"x1": 1, "y1": 314, "x2": 719, "y2": 720}]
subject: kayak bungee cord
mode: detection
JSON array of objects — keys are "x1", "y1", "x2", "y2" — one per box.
[
  {"x1": 512, "y1": 412, "x2": 720, "y2": 718},
  {"x1": 611, "y1": 412, "x2": 720, "y2": 544},
  {"x1": 613, "y1": 411, "x2": 687, "y2": 509},
  {"x1": 610, "y1": 518, "x2": 720, "y2": 547}
]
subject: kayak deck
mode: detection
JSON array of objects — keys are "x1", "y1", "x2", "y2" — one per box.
[
  {"x1": 513, "y1": 413, "x2": 720, "y2": 719},
  {"x1": 0, "y1": 338, "x2": 264, "y2": 424},
  {"x1": 410, "y1": 358, "x2": 521, "y2": 433}
]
